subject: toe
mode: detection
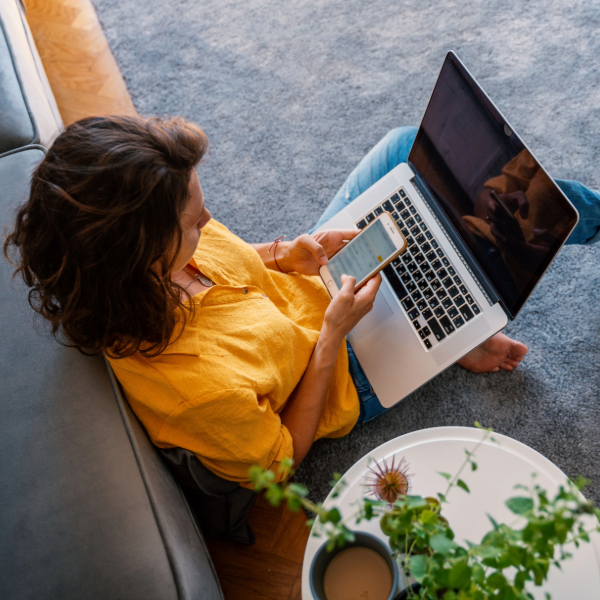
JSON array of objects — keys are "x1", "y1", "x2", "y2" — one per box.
[
  {"x1": 505, "y1": 358, "x2": 520, "y2": 368},
  {"x1": 500, "y1": 363, "x2": 514, "y2": 371}
]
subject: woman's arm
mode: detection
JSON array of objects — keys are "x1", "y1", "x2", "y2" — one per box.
[
  {"x1": 251, "y1": 230, "x2": 359, "y2": 274},
  {"x1": 279, "y1": 273, "x2": 381, "y2": 468}
]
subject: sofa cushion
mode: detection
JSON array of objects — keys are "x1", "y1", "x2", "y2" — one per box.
[
  {"x1": 0, "y1": 147, "x2": 222, "y2": 600},
  {"x1": 0, "y1": 0, "x2": 62, "y2": 153}
]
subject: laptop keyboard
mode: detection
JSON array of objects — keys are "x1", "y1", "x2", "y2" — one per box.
[{"x1": 356, "y1": 188, "x2": 481, "y2": 350}]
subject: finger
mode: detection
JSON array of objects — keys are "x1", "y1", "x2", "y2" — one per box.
[
  {"x1": 300, "y1": 234, "x2": 328, "y2": 265},
  {"x1": 339, "y1": 274, "x2": 357, "y2": 294},
  {"x1": 355, "y1": 273, "x2": 382, "y2": 301},
  {"x1": 516, "y1": 192, "x2": 529, "y2": 219}
]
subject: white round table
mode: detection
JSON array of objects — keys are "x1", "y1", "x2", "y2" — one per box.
[{"x1": 301, "y1": 427, "x2": 600, "y2": 600}]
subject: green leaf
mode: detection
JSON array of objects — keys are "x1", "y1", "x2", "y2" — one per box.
[
  {"x1": 439, "y1": 472, "x2": 452, "y2": 480},
  {"x1": 471, "y1": 461, "x2": 478, "y2": 472},
  {"x1": 406, "y1": 495, "x2": 428, "y2": 509},
  {"x1": 324, "y1": 507, "x2": 341, "y2": 524},
  {"x1": 506, "y1": 496, "x2": 534, "y2": 515},
  {"x1": 449, "y1": 560, "x2": 471, "y2": 589},
  {"x1": 287, "y1": 483, "x2": 308, "y2": 498},
  {"x1": 457, "y1": 479, "x2": 470, "y2": 493},
  {"x1": 409, "y1": 554, "x2": 428, "y2": 582},
  {"x1": 429, "y1": 533, "x2": 457, "y2": 554},
  {"x1": 438, "y1": 492, "x2": 447, "y2": 504}
]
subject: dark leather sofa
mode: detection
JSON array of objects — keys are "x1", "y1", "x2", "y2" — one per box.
[{"x1": 0, "y1": 2, "x2": 224, "y2": 597}]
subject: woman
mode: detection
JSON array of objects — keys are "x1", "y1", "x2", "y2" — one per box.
[{"x1": 4, "y1": 116, "x2": 529, "y2": 486}]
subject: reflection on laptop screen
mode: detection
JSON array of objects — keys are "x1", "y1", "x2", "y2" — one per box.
[{"x1": 409, "y1": 53, "x2": 578, "y2": 317}]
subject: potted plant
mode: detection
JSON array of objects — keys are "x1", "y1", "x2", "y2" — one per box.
[{"x1": 249, "y1": 425, "x2": 600, "y2": 600}]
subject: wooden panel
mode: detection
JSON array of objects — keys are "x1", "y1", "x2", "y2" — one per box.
[{"x1": 24, "y1": 0, "x2": 137, "y2": 125}]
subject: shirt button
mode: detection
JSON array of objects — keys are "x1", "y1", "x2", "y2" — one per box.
[{"x1": 242, "y1": 288, "x2": 248, "y2": 294}]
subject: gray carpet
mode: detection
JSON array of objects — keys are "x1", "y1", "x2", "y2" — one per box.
[{"x1": 92, "y1": 0, "x2": 600, "y2": 503}]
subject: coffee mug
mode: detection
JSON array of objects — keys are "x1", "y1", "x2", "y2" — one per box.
[{"x1": 309, "y1": 531, "x2": 399, "y2": 600}]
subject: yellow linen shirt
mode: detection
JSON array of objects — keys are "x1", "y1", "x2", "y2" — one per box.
[{"x1": 106, "y1": 219, "x2": 359, "y2": 486}]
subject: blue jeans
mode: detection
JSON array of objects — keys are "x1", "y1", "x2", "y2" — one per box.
[{"x1": 314, "y1": 126, "x2": 600, "y2": 423}]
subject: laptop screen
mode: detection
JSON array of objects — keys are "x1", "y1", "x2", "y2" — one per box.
[{"x1": 408, "y1": 53, "x2": 578, "y2": 317}]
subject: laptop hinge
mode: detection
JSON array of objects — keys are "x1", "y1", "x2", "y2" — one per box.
[{"x1": 409, "y1": 172, "x2": 510, "y2": 318}]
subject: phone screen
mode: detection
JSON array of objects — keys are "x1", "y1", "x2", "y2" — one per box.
[{"x1": 327, "y1": 219, "x2": 398, "y2": 288}]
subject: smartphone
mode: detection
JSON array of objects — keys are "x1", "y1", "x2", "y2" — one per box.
[
  {"x1": 490, "y1": 190, "x2": 519, "y2": 221},
  {"x1": 319, "y1": 212, "x2": 407, "y2": 297}
]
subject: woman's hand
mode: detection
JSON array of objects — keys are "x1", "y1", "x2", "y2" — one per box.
[
  {"x1": 277, "y1": 229, "x2": 360, "y2": 275},
  {"x1": 321, "y1": 274, "x2": 382, "y2": 344}
]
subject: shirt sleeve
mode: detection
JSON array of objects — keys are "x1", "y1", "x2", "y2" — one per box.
[{"x1": 155, "y1": 387, "x2": 294, "y2": 486}]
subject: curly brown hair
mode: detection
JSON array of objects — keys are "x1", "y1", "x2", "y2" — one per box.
[{"x1": 4, "y1": 115, "x2": 208, "y2": 358}]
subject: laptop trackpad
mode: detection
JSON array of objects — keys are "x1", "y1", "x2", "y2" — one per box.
[{"x1": 351, "y1": 291, "x2": 394, "y2": 341}]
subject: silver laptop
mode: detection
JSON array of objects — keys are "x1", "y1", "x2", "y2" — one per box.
[{"x1": 316, "y1": 52, "x2": 579, "y2": 408}]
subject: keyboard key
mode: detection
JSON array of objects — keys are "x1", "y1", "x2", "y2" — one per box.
[
  {"x1": 428, "y1": 297, "x2": 440, "y2": 309},
  {"x1": 427, "y1": 317, "x2": 446, "y2": 341},
  {"x1": 409, "y1": 205, "x2": 416, "y2": 215},
  {"x1": 426, "y1": 231, "x2": 433, "y2": 240},
  {"x1": 422, "y1": 288, "x2": 434, "y2": 301},
  {"x1": 404, "y1": 197, "x2": 411, "y2": 205},
  {"x1": 418, "y1": 279, "x2": 429, "y2": 291},
  {"x1": 420, "y1": 223, "x2": 428, "y2": 231},
  {"x1": 406, "y1": 217, "x2": 416, "y2": 228},
  {"x1": 422, "y1": 308, "x2": 433, "y2": 321},
  {"x1": 422, "y1": 242, "x2": 431, "y2": 253},
  {"x1": 459, "y1": 285, "x2": 468, "y2": 295},
  {"x1": 455, "y1": 296, "x2": 465, "y2": 307},
  {"x1": 448, "y1": 266, "x2": 456, "y2": 276},
  {"x1": 442, "y1": 297, "x2": 453, "y2": 309},
  {"x1": 431, "y1": 279, "x2": 442, "y2": 291},
  {"x1": 437, "y1": 268, "x2": 448, "y2": 280},
  {"x1": 442, "y1": 257, "x2": 450, "y2": 266},
  {"x1": 436, "y1": 249, "x2": 444, "y2": 258},
  {"x1": 411, "y1": 225, "x2": 421, "y2": 236},
  {"x1": 442, "y1": 277, "x2": 453, "y2": 289},
  {"x1": 448, "y1": 286, "x2": 459, "y2": 298},
  {"x1": 448, "y1": 306, "x2": 458, "y2": 318},
  {"x1": 390, "y1": 193, "x2": 400, "y2": 203},
  {"x1": 406, "y1": 281, "x2": 417, "y2": 293},
  {"x1": 424, "y1": 338, "x2": 432, "y2": 349},
  {"x1": 374, "y1": 206, "x2": 384, "y2": 215},
  {"x1": 431, "y1": 259, "x2": 442, "y2": 271},
  {"x1": 401, "y1": 228, "x2": 409, "y2": 237},
  {"x1": 419, "y1": 328, "x2": 428, "y2": 339},
  {"x1": 383, "y1": 200, "x2": 394, "y2": 212},
  {"x1": 392, "y1": 211, "x2": 399, "y2": 220},
  {"x1": 408, "y1": 262, "x2": 418, "y2": 273},
  {"x1": 453, "y1": 315, "x2": 465, "y2": 328},
  {"x1": 415, "y1": 253, "x2": 425, "y2": 265},
  {"x1": 402, "y1": 253, "x2": 412, "y2": 265},
  {"x1": 416, "y1": 234, "x2": 426, "y2": 245},
  {"x1": 417, "y1": 299, "x2": 427, "y2": 311},
  {"x1": 434, "y1": 306, "x2": 444, "y2": 318},
  {"x1": 413, "y1": 270, "x2": 423, "y2": 282},
  {"x1": 431, "y1": 240, "x2": 439, "y2": 249},
  {"x1": 406, "y1": 237, "x2": 415, "y2": 247},
  {"x1": 366, "y1": 213, "x2": 375, "y2": 223},
  {"x1": 400, "y1": 189, "x2": 406, "y2": 198},
  {"x1": 466, "y1": 294, "x2": 474, "y2": 304},
  {"x1": 401, "y1": 209, "x2": 410, "y2": 220},
  {"x1": 401, "y1": 273, "x2": 411, "y2": 284},
  {"x1": 460, "y1": 305, "x2": 474, "y2": 321},
  {"x1": 426, "y1": 251, "x2": 436, "y2": 262},
  {"x1": 408, "y1": 308, "x2": 419, "y2": 320},
  {"x1": 472, "y1": 304, "x2": 481, "y2": 315},
  {"x1": 440, "y1": 315, "x2": 455, "y2": 335},
  {"x1": 392, "y1": 257, "x2": 402, "y2": 267},
  {"x1": 415, "y1": 214, "x2": 422, "y2": 223},
  {"x1": 396, "y1": 264, "x2": 407, "y2": 275},
  {"x1": 425, "y1": 270, "x2": 436, "y2": 282},
  {"x1": 383, "y1": 265, "x2": 408, "y2": 300},
  {"x1": 401, "y1": 298, "x2": 414, "y2": 311},
  {"x1": 357, "y1": 219, "x2": 367, "y2": 229},
  {"x1": 453, "y1": 275, "x2": 462, "y2": 285},
  {"x1": 412, "y1": 290, "x2": 422, "y2": 301},
  {"x1": 436, "y1": 289, "x2": 448, "y2": 301},
  {"x1": 413, "y1": 319, "x2": 421, "y2": 330}
]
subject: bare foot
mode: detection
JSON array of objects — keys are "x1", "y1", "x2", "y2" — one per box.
[{"x1": 457, "y1": 333, "x2": 528, "y2": 373}]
